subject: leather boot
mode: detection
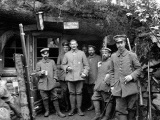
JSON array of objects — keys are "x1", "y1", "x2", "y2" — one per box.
[
  {"x1": 101, "y1": 102, "x2": 112, "y2": 120},
  {"x1": 76, "y1": 94, "x2": 84, "y2": 116},
  {"x1": 43, "y1": 99, "x2": 50, "y2": 117},
  {"x1": 9, "y1": 102, "x2": 22, "y2": 119},
  {"x1": 53, "y1": 100, "x2": 66, "y2": 118},
  {"x1": 128, "y1": 110, "x2": 135, "y2": 120},
  {"x1": 118, "y1": 114, "x2": 127, "y2": 120},
  {"x1": 64, "y1": 91, "x2": 70, "y2": 112},
  {"x1": 68, "y1": 94, "x2": 76, "y2": 116},
  {"x1": 91, "y1": 101, "x2": 101, "y2": 120},
  {"x1": 88, "y1": 93, "x2": 94, "y2": 111}
]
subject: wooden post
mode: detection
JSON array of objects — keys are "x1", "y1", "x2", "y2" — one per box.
[{"x1": 14, "y1": 54, "x2": 30, "y2": 120}]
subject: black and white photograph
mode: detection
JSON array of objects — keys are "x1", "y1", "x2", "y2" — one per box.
[{"x1": 0, "y1": 0, "x2": 160, "y2": 120}]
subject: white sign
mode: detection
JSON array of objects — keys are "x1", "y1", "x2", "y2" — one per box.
[{"x1": 64, "y1": 22, "x2": 79, "y2": 29}]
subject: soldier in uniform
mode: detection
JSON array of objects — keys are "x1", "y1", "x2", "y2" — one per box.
[
  {"x1": 110, "y1": 35, "x2": 141, "y2": 120},
  {"x1": 57, "y1": 41, "x2": 70, "y2": 111},
  {"x1": 62, "y1": 39, "x2": 89, "y2": 116},
  {"x1": 91, "y1": 47, "x2": 112, "y2": 120},
  {"x1": 87, "y1": 45, "x2": 101, "y2": 111},
  {"x1": 36, "y1": 48, "x2": 65, "y2": 118}
]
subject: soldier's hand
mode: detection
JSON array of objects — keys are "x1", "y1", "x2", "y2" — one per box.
[
  {"x1": 124, "y1": 75, "x2": 133, "y2": 84},
  {"x1": 67, "y1": 66, "x2": 72, "y2": 71},
  {"x1": 41, "y1": 70, "x2": 45, "y2": 74},
  {"x1": 81, "y1": 73, "x2": 86, "y2": 78}
]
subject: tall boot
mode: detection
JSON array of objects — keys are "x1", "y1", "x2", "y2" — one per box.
[
  {"x1": 43, "y1": 99, "x2": 50, "y2": 117},
  {"x1": 64, "y1": 91, "x2": 70, "y2": 112},
  {"x1": 101, "y1": 102, "x2": 112, "y2": 120},
  {"x1": 9, "y1": 102, "x2": 22, "y2": 119},
  {"x1": 118, "y1": 114, "x2": 127, "y2": 120},
  {"x1": 76, "y1": 94, "x2": 84, "y2": 116},
  {"x1": 88, "y1": 93, "x2": 94, "y2": 111},
  {"x1": 91, "y1": 101, "x2": 101, "y2": 120},
  {"x1": 128, "y1": 110, "x2": 135, "y2": 120},
  {"x1": 53, "y1": 100, "x2": 66, "y2": 118},
  {"x1": 68, "y1": 94, "x2": 76, "y2": 116}
]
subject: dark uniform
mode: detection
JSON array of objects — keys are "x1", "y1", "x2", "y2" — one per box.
[
  {"x1": 91, "y1": 48, "x2": 112, "y2": 120},
  {"x1": 57, "y1": 41, "x2": 70, "y2": 111},
  {"x1": 110, "y1": 35, "x2": 141, "y2": 120},
  {"x1": 36, "y1": 48, "x2": 65, "y2": 117}
]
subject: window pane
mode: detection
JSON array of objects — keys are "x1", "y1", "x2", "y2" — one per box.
[
  {"x1": 49, "y1": 48, "x2": 59, "y2": 57},
  {"x1": 37, "y1": 38, "x2": 47, "y2": 47},
  {"x1": 16, "y1": 48, "x2": 23, "y2": 54},
  {"x1": 4, "y1": 58, "x2": 15, "y2": 67},
  {"x1": 4, "y1": 48, "x2": 15, "y2": 57}
]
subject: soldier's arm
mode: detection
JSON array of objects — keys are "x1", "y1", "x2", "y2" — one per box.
[
  {"x1": 109, "y1": 56, "x2": 115, "y2": 86},
  {"x1": 36, "y1": 62, "x2": 43, "y2": 76},
  {"x1": 82, "y1": 52, "x2": 90, "y2": 76},
  {"x1": 57, "y1": 55, "x2": 61, "y2": 70},
  {"x1": 52, "y1": 60, "x2": 58, "y2": 80},
  {"x1": 62, "y1": 54, "x2": 69, "y2": 72},
  {"x1": 130, "y1": 53, "x2": 141, "y2": 81}
]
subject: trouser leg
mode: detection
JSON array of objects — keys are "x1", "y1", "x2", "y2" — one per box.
[{"x1": 53, "y1": 100, "x2": 66, "y2": 118}]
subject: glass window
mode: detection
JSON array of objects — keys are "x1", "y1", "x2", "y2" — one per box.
[
  {"x1": 4, "y1": 35, "x2": 22, "y2": 68},
  {"x1": 36, "y1": 37, "x2": 59, "y2": 64}
]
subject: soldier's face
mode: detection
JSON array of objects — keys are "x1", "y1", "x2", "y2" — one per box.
[
  {"x1": 63, "y1": 46, "x2": 69, "y2": 53},
  {"x1": 88, "y1": 47, "x2": 95, "y2": 56},
  {"x1": 102, "y1": 51, "x2": 110, "y2": 60},
  {"x1": 116, "y1": 40, "x2": 126, "y2": 51},
  {"x1": 41, "y1": 51, "x2": 49, "y2": 59},
  {"x1": 70, "y1": 41, "x2": 78, "y2": 50},
  {"x1": 82, "y1": 46, "x2": 87, "y2": 54}
]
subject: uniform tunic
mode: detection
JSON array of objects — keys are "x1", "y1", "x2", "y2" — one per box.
[
  {"x1": 62, "y1": 49, "x2": 89, "y2": 81},
  {"x1": 36, "y1": 58, "x2": 58, "y2": 91},
  {"x1": 92, "y1": 59, "x2": 112, "y2": 102},
  {"x1": 110, "y1": 49, "x2": 141, "y2": 114},
  {"x1": 57, "y1": 53, "x2": 66, "y2": 81},
  {"x1": 87, "y1": 54, "x2": 101, "y2": 84},
  {"x1": 110, "y1": 49, "x2": 141, "y2": 98},
  {"x1": 94, "y1": 59, "x2": 111, "y2": 92}
]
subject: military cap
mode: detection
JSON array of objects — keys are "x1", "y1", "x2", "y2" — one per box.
[
  {"x1": 62, "y1": 41, "x2": 69, "y2": 46},
  {"x1": 113, "y1": 34, "x2": 127, "y2": 42},
  {"x1": 101, "y1": 47, "x2": 111, "y2": 52},
  {"x1": 40, "y1": 48, "x2": 49, "y2": 54},
  {"x1": 88, "y1": 45, "x2": 96, "y2": 49}
]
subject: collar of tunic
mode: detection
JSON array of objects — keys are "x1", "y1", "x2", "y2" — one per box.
[
  {"x1": 42, "y1": 58, "x2": 51, "y2": 63},
  {"x1": 117, "y1": 48, "x2": 128, "y2": 57}
]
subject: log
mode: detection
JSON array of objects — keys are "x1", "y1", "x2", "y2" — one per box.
[{"x1": 14, "y1": 54, "x2": 30, "y2": 120}]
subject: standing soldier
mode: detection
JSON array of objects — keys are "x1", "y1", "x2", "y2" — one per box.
[
  {"x1": 87, "y1": 45, "x2": 101, "y2": 111},
  {"x1": 36, "y1": 48, "x2": 65, "y2": 118},
  {"x1": 62, "y1": 39, "x2": 89, "y2": 116},
  {"x1": 57, "y1": 41, "x2": 70, "y2": 111},
  {"x1": 110, "y1": 35, "x2": 141, "y2": 120},
  {"x1": 91, "y1": 47, "x2": 113, "y2": 120}
]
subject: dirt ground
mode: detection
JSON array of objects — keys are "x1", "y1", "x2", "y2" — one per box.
[{"x1": 36, "y1": 110, "x2": 95, "y2": 120}]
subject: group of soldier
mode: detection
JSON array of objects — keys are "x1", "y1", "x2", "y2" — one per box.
[{"x1": 36, "y1": 34, "x2": 141, "y2": 120}]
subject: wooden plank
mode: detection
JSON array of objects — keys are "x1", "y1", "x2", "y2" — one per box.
[
  {"x1": 43, "y1": 16, "x2": 63, "y2": 22},
  {"x1": 24, "y1": 24, "x2": 37, "y2": 31}
]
